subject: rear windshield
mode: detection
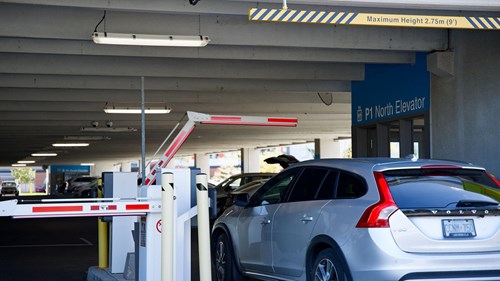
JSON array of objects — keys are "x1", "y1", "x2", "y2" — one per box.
[{"x1": 383, "y1": 168, "x2": 500, "y2": 209}]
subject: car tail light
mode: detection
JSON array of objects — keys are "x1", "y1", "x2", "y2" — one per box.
[
  {"x1": 486, "y1": 172, "x2": 500, "y2": 188},
  {"x1": 356, "y1": 172, "x2": 398, "y2": 228}
]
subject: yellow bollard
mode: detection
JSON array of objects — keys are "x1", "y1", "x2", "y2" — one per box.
[{"x1": 97, "y1": 187, "x2": 109, "y2": 269}]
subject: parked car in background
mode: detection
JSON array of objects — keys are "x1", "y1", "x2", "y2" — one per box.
[
  {"x1": 214, "y1": 173, "x2": 276, "y2": 216},
  {"x1": 65, "y1": 176, "x2": 98, "y2": 193},
  {"x1": 72, "y1": 177, "x2": 99, "y2": 197},
  {"x1": 212, "y1": 157, "x2": 500, "y2": 281},
  {"x1": 219, "y1": 178, "x2": 270, "y2": 216},
  {"x1": 1, "y1": 181, "x2": 19, "y2": 197}
]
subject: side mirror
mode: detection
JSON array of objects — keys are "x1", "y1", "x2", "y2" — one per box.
[{"x1": 234, "y1": 193, "x2": 250, "y2": 207}]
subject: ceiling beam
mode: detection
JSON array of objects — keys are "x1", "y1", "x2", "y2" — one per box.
[
  {"x1": 0, "y1": 53, "x2": 365, "y2": 80},
  {"x1": 0, "y1": 0, "x2": 496, "y2": 14},
  {"x1": 0, "y1": 88, "x2": 352, "y2": 104},
  {"x1": 0, "y1": 75, "x2": 352, "y2": 92},
  {"x1": 0, "y1": 38, "x2": 416, "y2": 64},
  {"x1": 226, "y1": 0, "x2": 500, "y2": 12}
]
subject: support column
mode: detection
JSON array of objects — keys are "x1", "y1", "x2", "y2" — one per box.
[
  {"x1": 195, "y1": 153, "x2": 210, "y2": 176},
  {"x1": 377, "y1": 124, "x2": 390, "y2": 157},
  {"x1": 241, "y1": 148, "x2": 260, "y2": 173},
  {"x1": 399, "y1": 119, "x2": 413, "y2": 157},
  {"x1": 314, "y1": 138, "x2": 343, "y2": 159}
]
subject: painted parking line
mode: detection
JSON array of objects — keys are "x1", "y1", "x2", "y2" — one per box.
[{"x1": 0, "y1": 237, "x2": 93, "y2": 248}]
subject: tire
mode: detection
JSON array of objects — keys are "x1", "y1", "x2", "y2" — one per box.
[
  {"x1": 311, "y1": 248, "x2": 346, "y2": 281},
  {"x1": 214, "y1": 232, "x2": 246, "y2": 281}
]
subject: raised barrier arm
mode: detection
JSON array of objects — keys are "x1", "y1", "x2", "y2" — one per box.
[{"x1": 144, "y1": 111, "x2": 297, "y2": 187}]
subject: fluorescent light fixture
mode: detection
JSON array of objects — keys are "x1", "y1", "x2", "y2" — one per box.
[
  {"x1": 18, "y1": 160, "x2": 35, "y2": 164},
  {"x1": 81, "y1": 127, "x2": 137, "y2": 132},
  {"x1": 12, "y1": 164, "x2": 26, "y2": 167},
  {"x1": 65, "y1": 136, "x2": 111, "y2": 141},
  {"x1": 104, "y1": 107, "x2": 172, "y2": 114},
  {"x1": 81, "y1": 163, "x2": 95, "y2": 166},
  {"x1": 52, "y1": 143, "x2": 89, "y2": 147},
  {"x1": 32, "y1": 153, "x2": 58, "y2": 157},
  {"x1": 92, "y1": 32, "x2": 210, "y2": 47}
]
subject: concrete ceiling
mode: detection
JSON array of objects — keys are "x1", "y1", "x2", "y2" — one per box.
[{"x1": 2, "y1": 0, "x2": 489, "y2": 166}]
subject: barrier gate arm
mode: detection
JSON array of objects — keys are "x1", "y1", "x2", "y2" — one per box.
[
  {"x1": 144, "y1": 111, "x2": 298, "y2": 187},
  {"x1": 0, "y1": 198, "x2": 161, "y2": 219}
]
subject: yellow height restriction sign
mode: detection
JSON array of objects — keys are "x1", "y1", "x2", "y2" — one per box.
[{"x1": 249, "y1": 8, "x2": 500, "y2": 30}]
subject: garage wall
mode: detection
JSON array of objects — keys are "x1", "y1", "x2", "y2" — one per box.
[{"x1": 431, "y1": 30, "x2": 500, "y2": 176}]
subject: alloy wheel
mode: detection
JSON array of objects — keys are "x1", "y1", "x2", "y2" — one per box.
[
  {"x1": 314, "y1": 257, "x2": 338, "y2": 281},
  {"x1": 215, "y1": 238, "x2": 227, "y2": 281}
]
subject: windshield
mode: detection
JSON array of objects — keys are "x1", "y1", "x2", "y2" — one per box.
[
  {"x1": 383, "y1": 168, "x2": 500, "y2": 209},
  {"x1": 2, "y1": 182, "x2": 17, "y2": 188}
]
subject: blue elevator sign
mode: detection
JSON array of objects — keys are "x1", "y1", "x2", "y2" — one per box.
[
  {"x1": 352, "y1": 52, "x2": 430, "y2": 125},
  {"x1": 50, "y1": 165, "x2": 90, "y2": 173}
]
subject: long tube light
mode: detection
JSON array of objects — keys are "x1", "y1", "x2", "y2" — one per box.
[
  {"x1": 92, "y1": 32, "x2": 210, "y2": 47},
  {"x1": 18, "y1": 160, "x2": 36, "y2": 164},
  {"x1": 52, "y1": 143, "x2": 89, "y2": 147},
  {"x1": 104, "y1": 107, "x2": 171, "y2": 114},
  {"x1": 32, "y1": 153, "x2": 58, "y2": 157}
]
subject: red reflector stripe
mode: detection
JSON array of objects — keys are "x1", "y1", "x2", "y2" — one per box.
[
  {"x1": 268, "y1": 117, "x2": 298, "y2": 123},
  {"x1": 201, "y1": 121, "x2": 296, "y2": 127},
  {"x1": 165, "y1": 131, "x2": 186, "y2": 158},
  {"x1": 211, "y1": 116, "x2": 241, "y2": 121},
  {"x1": 91, "y1": 205, "x2": 118, "y2": 211},
  {"x1": 145, "y1": 178, "x2": 151, "y2": 185},
  {"x1": 126, "y1": 204, "x2": 149, "y2": 210},
  {"x1": 33, "y1": 206, "x2": 83, "y2": 213}
]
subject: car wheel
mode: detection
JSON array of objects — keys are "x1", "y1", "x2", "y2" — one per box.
[
  {"x1": 214, "y1": 233, "x2": 246, "y2": 281},
  {"x1": 311, "y1": 248, "x2": 346, "y2": 281}
]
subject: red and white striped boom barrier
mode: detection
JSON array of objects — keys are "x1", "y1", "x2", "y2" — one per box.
[
  {"x1": 0, "y1": 198, "x2": 161, "y2": 219},
  {"x1": 143, "y1": 111, "x2": 298, "y2": 186}
]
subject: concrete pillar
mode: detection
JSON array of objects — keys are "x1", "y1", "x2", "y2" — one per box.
[
  {"x1": 241, "y1": 148, "x2": 260, "y2": 173},
  {"x1": 399, "y1": 119, "x2": 413, "y2": 157},
  {"x1": 93, "y1": 161, "x2": 119, "y2": 176},
  {"x1": 376, "y1": 124, "x2": 390, "y2": 157},
  {"x1": 195, "y1": 153, "x2": 210, "y2": 176},
  {"x1": 314, "y1": 138, "x2": 343, "y2": 159}
]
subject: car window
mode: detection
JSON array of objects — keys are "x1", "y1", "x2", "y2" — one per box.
[
  {"x1": 2, "y1": 182, "x2": 17, "y2": 188},
  {"x1": 383, "y1": 168, "x2": 499, "y2": 208},
  {"x1": 228, "y1": 178, "x2": 241, "y2": 188},
  {"x1": 287, "y1": 168, "x2": 329, "y2": 202},
  {"x1": 336, "y1": 172, "x2": 367, "y2": 199},
  {"x1": 249, "y1": 169, "x2": 299, "y2": 206},
  {"x1": 316, "y1": 170, "x2": 338, "y2": 200}
]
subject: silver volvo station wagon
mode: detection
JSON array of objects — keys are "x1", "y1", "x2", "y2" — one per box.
[{"x1": 211, "y1": 157, "x2": 500, "y2": 281}]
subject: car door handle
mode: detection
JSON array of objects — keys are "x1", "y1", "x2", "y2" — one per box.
[
  {"x1": 301, "y1": 216, "x2": 314, "y2": 223},
  {"x1": 261, "y1": 218, "x2": 271, "y2": 225}
]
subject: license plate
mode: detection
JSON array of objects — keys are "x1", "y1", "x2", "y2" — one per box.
[{"x1": 442, "y1": 219, "x2": 476, "y2": 238}]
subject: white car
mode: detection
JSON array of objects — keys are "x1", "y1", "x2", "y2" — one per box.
[{"x1": 212, "y1": 157, "x2": 500, "y2": 281}]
